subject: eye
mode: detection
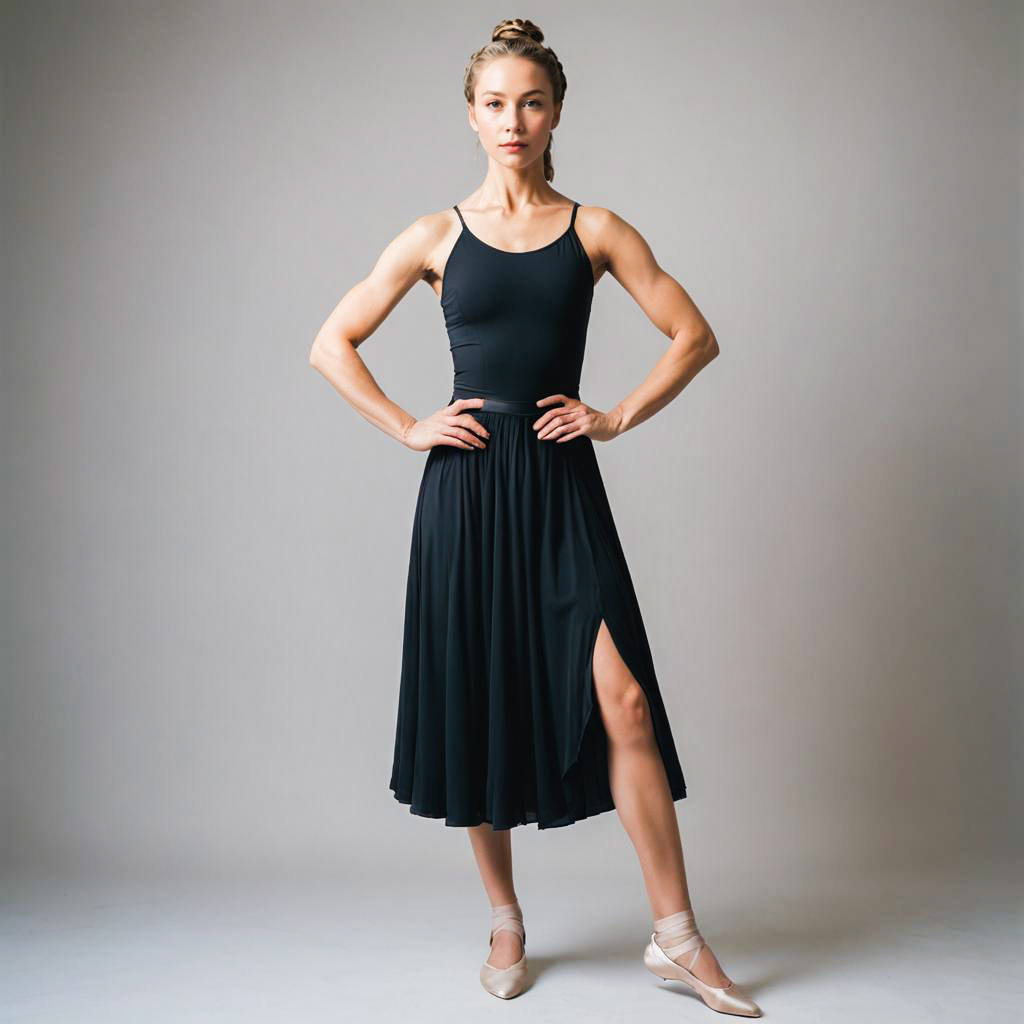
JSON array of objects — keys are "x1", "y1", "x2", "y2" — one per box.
[{"x1": 485, "y1": 99, "x2": 542, "y2": 109}]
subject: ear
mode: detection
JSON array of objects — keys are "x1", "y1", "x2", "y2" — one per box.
[
  {"x1": 550, "y1": 101, "x2": 562, "y2": 132},
  {"x1": 467, "y1": 101, "x2": 479, "y2": 134}
]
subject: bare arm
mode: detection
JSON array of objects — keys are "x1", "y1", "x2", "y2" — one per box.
[
  {"x1": 309, "y1": 215, "x2": 489, "y2": 451},
  {"x1": 535, "y1": 207, "x2": 719, "y2": 443},
  {"x1": 599, "y1": 207, "x2": 719, "y2": 432}
]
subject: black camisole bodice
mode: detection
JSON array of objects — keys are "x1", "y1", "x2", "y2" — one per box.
[{"x1": 441, "y1": 201, "x2": 595, "y2": 402}]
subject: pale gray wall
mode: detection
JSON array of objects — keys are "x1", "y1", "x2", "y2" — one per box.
[{"x1": 2, "y1": 0, "x2": 1021, "y2": 882}]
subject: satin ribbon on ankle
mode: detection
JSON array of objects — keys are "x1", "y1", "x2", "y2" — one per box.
[
  {"x1": 653, "y1": 908, "x2": 704, "y2": 970},
  {"x1": 490, "y1": 901, "x2": 525, "y2": 945}
]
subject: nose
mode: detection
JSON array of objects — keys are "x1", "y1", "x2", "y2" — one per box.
[{"x1": 503, "y1": 109, "x2": 524, "y2": 133}]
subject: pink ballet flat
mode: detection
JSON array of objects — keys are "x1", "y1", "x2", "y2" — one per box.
[
  {"x1": 643, "y1": 908, "x2": 761, "y2": 1017},
  {"x1": 480, "y1": 900, "x2": 528, "y2": 999}
]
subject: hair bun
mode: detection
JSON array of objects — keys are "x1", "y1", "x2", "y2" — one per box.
[{"x1": 491, "y1": 18, "x2": 544, "y2": 44}]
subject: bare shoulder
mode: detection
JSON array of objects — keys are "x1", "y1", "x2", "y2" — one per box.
[
  {"x1": 574, "y1": 203, "x2": 618, "y2": 230},
  {"x1": 574, "y1": 204, "x2": 649, "y2": 285},
  {"x1": 400, "y1": 207, "x2": 461, "y2": 293},
  {"x1": 407, "y1": 206, "x2": 461, "y2": 245},
  {"x1": 574, "y1": 205, "x2": 709, "y2": 342},
  {"x1": 574, "y1": 204, "x2": 649, "y2": 247},
  {"x1": 351, "y1": 206, "x2": 461, "y2": 306},
  {"x1": 377, "y1": 208, "x2": 452, "y2": 267}
]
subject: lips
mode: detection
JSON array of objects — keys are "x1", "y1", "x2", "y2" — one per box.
[{"x1": 501, "y1": 142, "x2": 526, "y2": 149}]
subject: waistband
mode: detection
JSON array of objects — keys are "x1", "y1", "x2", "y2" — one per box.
[{"x1": 449, "y1": 391, "x2": 579, "y2": 415}]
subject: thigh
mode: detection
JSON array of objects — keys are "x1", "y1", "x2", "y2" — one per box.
[{"x1": 592, "y1": 619, "x2": 649, "y2": 711}]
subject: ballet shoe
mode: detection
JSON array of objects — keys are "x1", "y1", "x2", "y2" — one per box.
[
  {"x1": 479, "y1": 900, "x2": 528, "y2": 999},
  {"x1": 643, "y1": 908, "x2": 761, "y2": 1017}
]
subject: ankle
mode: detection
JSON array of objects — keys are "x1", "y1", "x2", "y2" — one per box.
[
  {"x1": 652, "y1": 906, "x2": 704, "y2": 965},
  {"x1": 653, "y1": 903, "x2": 692, "y2": 921}
]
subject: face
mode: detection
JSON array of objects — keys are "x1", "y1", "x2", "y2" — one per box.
[{"x1": 468, "y1": 56, "x2": 561, "y2": 169}]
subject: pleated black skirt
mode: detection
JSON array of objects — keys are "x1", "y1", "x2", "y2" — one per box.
[{"x1": 388, "y1": 398, "x2": 688, "y2": 830}]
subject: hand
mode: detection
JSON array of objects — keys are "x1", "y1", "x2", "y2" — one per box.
[
  {"x1": 532, "y1": 394, "x2": 623, "y2": 443},
  {"x1": 401, "y1": 396, "x2": 490, "y2": 452}
]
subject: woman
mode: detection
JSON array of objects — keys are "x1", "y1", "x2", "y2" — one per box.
[{"x1": 310, "y1": 18, "x2": 761, "y2": 1018}]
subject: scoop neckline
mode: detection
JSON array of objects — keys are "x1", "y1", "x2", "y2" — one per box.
[{"x1": 454, "y1": 203, "x2": 578, "y2": 255}]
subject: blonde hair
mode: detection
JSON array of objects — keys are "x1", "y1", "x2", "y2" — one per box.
[{"x1": 462, "y1": 18, "x2": 568, "y2": 182}]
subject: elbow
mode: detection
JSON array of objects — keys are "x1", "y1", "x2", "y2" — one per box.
[
  {"x1": 311, "y1": 330, "x2": 359, "y2": 373},
  {"x1": 675, "y1": 324, "x2": 719, "y2": 365},
  {"x1": 702, "y1": 327, "x2": 720, "y2": 363},
  {"x1": 309, "y1": 330, "x2": 334, "y2": 370}
]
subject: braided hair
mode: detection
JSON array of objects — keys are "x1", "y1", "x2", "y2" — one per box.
[{"x1": 462, "y1": 18, "x2": 567, "y2": 182}]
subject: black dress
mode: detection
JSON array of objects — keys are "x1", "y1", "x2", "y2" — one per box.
[{"x1": 389, "y1": 201, "x2": 688, "y2": 830}]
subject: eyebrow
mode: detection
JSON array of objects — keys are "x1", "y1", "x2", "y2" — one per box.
[{"x1": 480, "y1": 89, "x2": 546, "y2": 98}]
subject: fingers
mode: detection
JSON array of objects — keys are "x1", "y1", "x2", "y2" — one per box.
[
  {"x1": 554, "y1": 426, "x2": 584, "y2": 442},
  {"x1": 429, "y1": 395, "x2": 590, "y2": 449},
  {"x1": 441, "y1": 424, "x2": 486, "y2": 448},
  {"x1": 535, "y1": 394, "x2": 568, "y2": 408},
  {"x1": 448, "y1": 397, "x2": 486, "y2": 412},
  {"x1": 439, "y1": 398, "x2": 490, "y2": 447},
  {"x1": 532, "y1": 406, "x2": 568, "y2": 433},
  {"x1": 424, "y1": 398, "x2": 489, "y2": 451},
  {"x1": 534, "y1": 415, "x2": 564, "y2": 438},
  {"x1": 437, "y1": 434, "x2": 474, "y2": 449},
  {"x1": 536, "y1": 406, "x2": 585, "y2": 441},
  {"x1": 540, "y1": 421, "x2": 575, "y2": 441},
  {"x1": 451, "y1": 413, "x2": 490, "y2": 442},
  {"x1": 532, "y1": 394, "x2": 568, "y2": 423},
  {"x1": 437, "y1": 428, "x2": 479, "y2": 449},
  {"x1": 533, "y1": 395, "x2": 581, "y2": 434}
]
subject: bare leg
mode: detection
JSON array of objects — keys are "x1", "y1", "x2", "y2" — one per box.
[
  {"x1": 467, "y1": 822, "x2": 524, "y2": 968},
  {"x1": 590, "y1": 619, "x2": 732, "y2": 988}
]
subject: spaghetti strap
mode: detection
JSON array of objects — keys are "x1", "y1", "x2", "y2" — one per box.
[
  {"x1": 453, "y1": 204, "x2": 467, "y2": 228},
  {"x1": 569, "y1": 201, "x2": 580, "y2": 229}
]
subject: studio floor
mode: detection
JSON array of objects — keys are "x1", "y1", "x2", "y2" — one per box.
[{"x1": 2, "y1": 860, "x2": 1021, "y2": 1022}]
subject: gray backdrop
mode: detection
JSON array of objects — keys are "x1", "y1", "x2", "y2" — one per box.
[{"x1": 2, "y1": 0, "x2": 1021, "y2": 889}]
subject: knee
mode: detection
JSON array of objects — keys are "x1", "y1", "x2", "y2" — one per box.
[{"x1": 601, "y1": 682, "x2": 654, "y2": 747}]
